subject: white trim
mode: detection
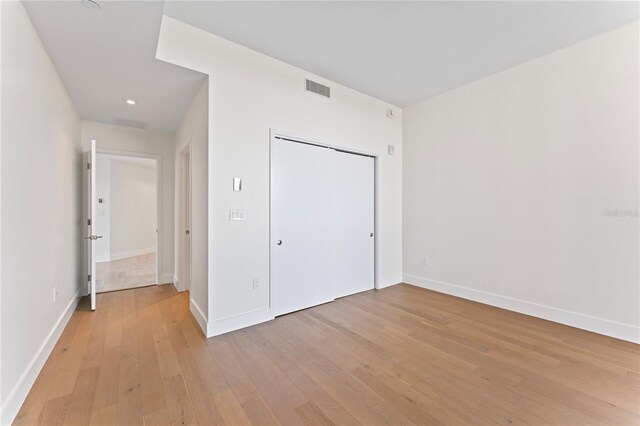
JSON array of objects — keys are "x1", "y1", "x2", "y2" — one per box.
[
  {"x1": 377, "y1": 273, "x2": 403, "y2": 289},
  {"x1": 159, "y1": 274, "x2": 174, "y2": 284},
  {"x1": 190, "y1": 299, "x2": 209, "y2": 336},
  {"x1": 207, "y1": 308, "x2": 274, "y2": 338},
  {"x1": 171, "y1": 275, "x2": 180, "y2": 293},
  {"x1": 109, "y1": 247, "x2": 156, "y2": 262},
  {"x1": 0, "y1": 292, "x2": 81, "y2": 425},
  {"x1": 270, "y1": 128, "x2": 379, "y2": 158},
  {"x1": 403, "y1": 274, "x2": 640, "y2": 344},
  {"x1": 178, "y1": 143, "x2": 192, "y2": 293}
]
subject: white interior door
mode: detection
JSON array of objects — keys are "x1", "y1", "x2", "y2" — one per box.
[
  {"x1": 86, "y1": 139, "x2": 98, "y2": 310},
  {"x1": 272, "y1": 138, "x2": 337, "y2": 316},
  {"x1": 334, "y1": 151, "x2": 375, "y2": 298},
  {"x1": 182, "y1": 147, "x2": 191, "y2": 291}
]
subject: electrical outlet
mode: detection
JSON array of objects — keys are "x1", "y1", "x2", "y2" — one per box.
[
  {"x1": 421, "y1": 256, "x2": 428, "y2": 266},
  {"x1": 53, "y1": 287, "x2": 58, "y2": 302},
  {"x1": 252, "y1": 278, "x2": 260, "y2": 290}
]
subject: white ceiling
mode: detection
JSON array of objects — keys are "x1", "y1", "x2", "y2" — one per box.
[
  {"x1": 24, "y1": 1, "x2": 206, "y2": 132},
  {"x1": 24, "y1": 1, "x2": 639, "y2": 132},
  {"x1": 164, "y1": 1, "x2": 639, "y2": 107}
]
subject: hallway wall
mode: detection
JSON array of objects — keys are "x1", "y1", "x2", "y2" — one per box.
[{"x1": 0, "y1": 2, "x2": 82, "y2": 423}]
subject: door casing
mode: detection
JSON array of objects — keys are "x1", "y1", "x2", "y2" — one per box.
[{"x1": 180, "y1": 143, "x2": 192, "y2": 292}]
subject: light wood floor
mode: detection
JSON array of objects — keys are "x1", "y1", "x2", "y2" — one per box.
[
  {"x1": 96, "y1": 253, "x2": 156, "y2": 293},
  {"x1": 15, "y1": 284, "x2": 639, "y2": 425}
]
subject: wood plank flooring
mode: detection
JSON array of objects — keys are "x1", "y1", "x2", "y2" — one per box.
[{"x1": 15, "y1": 284, "x2": 640, "y2": 425}]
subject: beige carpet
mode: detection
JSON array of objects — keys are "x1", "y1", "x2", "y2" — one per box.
[{"x1": 96, "y1": 252, "x2": 156, "y2": 293}]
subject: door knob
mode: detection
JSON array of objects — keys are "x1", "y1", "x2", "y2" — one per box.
[
  {"x1": 276, "y1": 240, "x2": 283, "y2": 246},
  {"x1": 370, "y1": 233, "x2": 374, "y2": 237}
]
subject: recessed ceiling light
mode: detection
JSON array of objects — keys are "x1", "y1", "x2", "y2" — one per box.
[
  {"x1": 125, "y1": 99, "x2": 136, "y2": 105},
  {"x1": 82, "y1": 0, "x2": 101, "y2": 11}
]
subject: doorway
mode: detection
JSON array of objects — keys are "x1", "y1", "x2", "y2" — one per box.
[{"x1": 93, "y1": 152, "x2": 159, "y2": 293}]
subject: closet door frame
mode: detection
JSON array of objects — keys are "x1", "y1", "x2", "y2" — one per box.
[{"x1": 269, "y1": 129, "x2": 381, "y2": 314}]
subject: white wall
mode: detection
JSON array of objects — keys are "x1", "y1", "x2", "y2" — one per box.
[
  {"x1": 174, "y1": 80, "x2": 209, "y2": 325},
  {"x1": 81, "y1": 121, "x2": 174, "y2": 283},
  {"x1": 94, "y1": 155, "x2": 111, "y2": 262},
  {"x1": 0, "y1": 2, "x2": 82, "y2": 423},
  {"x1": 157, "y1": 16, "x2": 403, "y2": 336},
  {"x1": 403, "y1": 22, "x2": 640, "y2": 343},
  {"x1": 109, "y1": 158, "x2": 157, "y2": 260}
]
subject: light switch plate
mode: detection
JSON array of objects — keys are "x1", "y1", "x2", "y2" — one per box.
[{"x1": 229, "y1": 209, "x2": 246, "y2": 221}]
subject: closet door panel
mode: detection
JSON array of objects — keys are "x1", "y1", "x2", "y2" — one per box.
[
  {"x1": 334, "y1": 151, "x2": 375, "y2": 298},
  {"x1": 272, "y1": 139, "x2": 336, "y2": 316}
]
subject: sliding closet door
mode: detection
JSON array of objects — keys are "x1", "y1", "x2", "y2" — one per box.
[
  {"x1": 272, "y1": 139, "x2": 336, "y2": 316},
  {"x1": 334, "y1": 151, "x2": 375, "y2": 298}
]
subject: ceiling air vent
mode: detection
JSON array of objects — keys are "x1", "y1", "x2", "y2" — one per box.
[
  {"x1": 305, "y1": 79, "x2": 330, "y2": 98},
  {"x1": 114, "y1": 117, "x2": 146, "y2": 129}
]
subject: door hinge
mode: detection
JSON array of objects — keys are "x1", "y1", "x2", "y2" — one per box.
[
  {"x1": 87, "y1": 219, "x2": 91, "y2": 226},
  {"x1": 88, "y1": 274, "x2": 91, "y2": 281},
  {"x1": 87, "y1": 163, "x2": 91, "y2": 170}
]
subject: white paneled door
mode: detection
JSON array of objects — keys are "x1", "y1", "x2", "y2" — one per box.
[
  {"x1": 86, "y1": 139, "x2": 98, "y2": 310},
  {"x1": 271, "y1": 136, "x2": 375, "y2": 317}
]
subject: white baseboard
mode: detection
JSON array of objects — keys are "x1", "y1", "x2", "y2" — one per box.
[
  {"x1": 109, "y1": 247, "x2": 155, "y2": 261},
  {"x1": 190, "y1": 299, "x2": 209, "y2": 336},
  {"x1": 0, "y1": 292, "x2": 81, "y2": 425},
  {"x1": 159, "y1": 273, "x2": 173, "y2": 284},
  {"x1": 207, "y1": 308, "x2": 274, "y2": 338},
  {"x1": 172, "y1": 275, "x2": 189, "y2": 293},
  {"x1": 191, "y1": 301, "x2": 273, "y2": 338},
  {"x1": 403, "y1": 274, "x2": 640, "y2": 344},
  {"x1": 378, "y1": 273, "x2": 403, "y2": 289}
]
